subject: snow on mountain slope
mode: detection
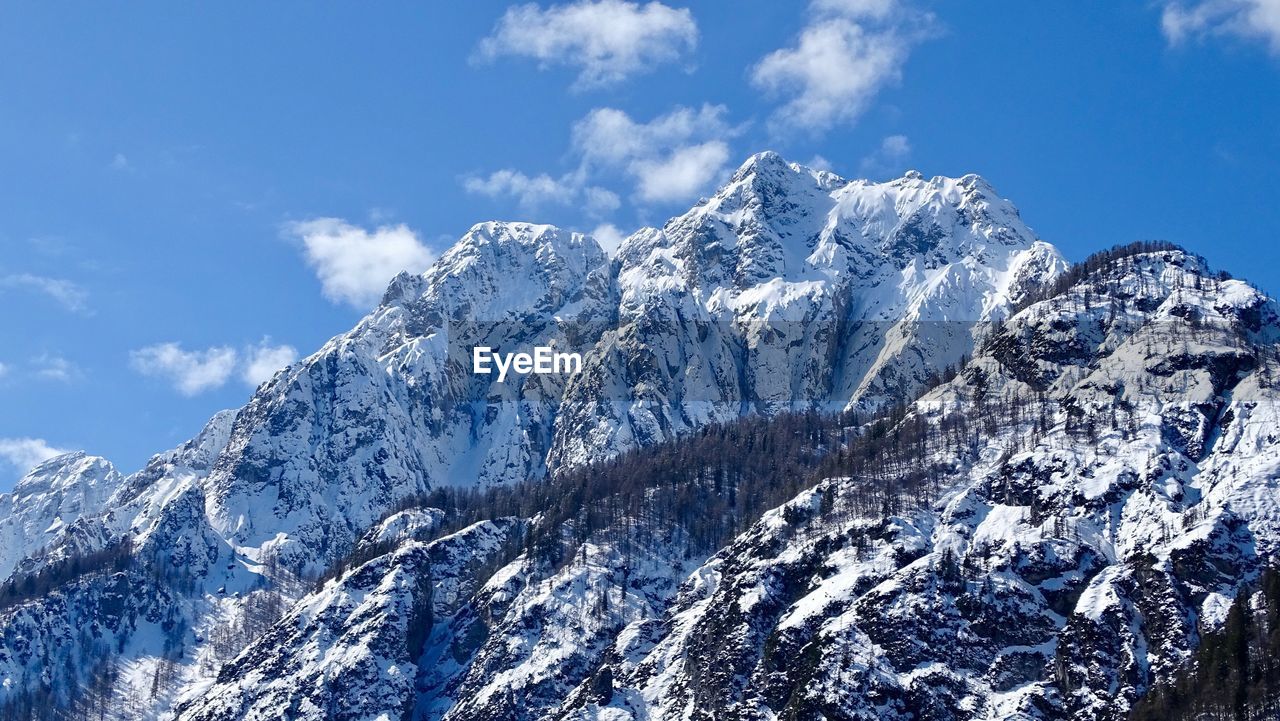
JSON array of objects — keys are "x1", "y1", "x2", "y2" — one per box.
[
  {"x1": 174, "y1": 518, "x2": 522, "y2": 721},
  {"x1": 550, "y1": 153, "x2": 1064, "y2": 469},
  {"x1": 0, "y1": 153, "x2": 1074, "y2": 719},
  {"x1": 422, "y1": 535, "x2": 694, "y2": 721},
  {"x1": 0, "y1": 452, "x2": 123, "y2": 581},
  {"x1": 188, "y1": 221, "x2": 614, "y2": 574},
  {"x1": 162, "y1": 246, "x2": 1280, "y2": 721},
  {"x1": 557, "y1": 246, "x2": 1280, "y2": 721},
  {"x1": 0, "y1": 409, "x2": 237, "y2": 589}
]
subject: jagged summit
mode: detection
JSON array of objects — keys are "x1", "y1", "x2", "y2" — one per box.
[
  {"x1": 0, "y1": 451, "x2": 122, "y2": 581},
  {"x1": 0, "y1": 152, "x2": 1144, "y2": 721},
  {"x1": 7, "y1": 153, "x2": 1069, "y2": 575},
  {"x1": 401, "y1": 155, "x2": 1030, "y2": 309},
  {"x1": 381, "y1": 221, "x2": 608, "y2": 311},
  {"x1": 638, "y1": 152, "x2": 1042, "y2": 293},
  {"x1": 169, "y1": 242, "x2": 1280, "y2": 721}
]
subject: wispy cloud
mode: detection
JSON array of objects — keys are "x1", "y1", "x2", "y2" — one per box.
[
  {"x1": 0, "y1": 437, "x2": 71, "y2": 477},
  {"x1": 1161, "y1": 0, "x2": 1280, "y2": 53},
  {"x1": 284, "y1": 218, "x2": 436, "y2": 309},
  {"x1": 859, "y1": 134, "x2": 912, "y2": 177},
  {"x1": 572, "y1": 104, "x2": 738, "y2": 203},
  {"x1": 463, "y1": 169, "x2": 622, "y2": 217},
  {"x1": 589, "y1": 223, "x2": 628, "y2": 257},
  {"x1": 752, "y1": 0, "x2": 935, "y2": 135},
  {"x1": 242, "y1": 339, "x2": 298, "y2": 387},
  {"x1": 0, "y1": 273, "x2": 90, "y2": 313},
  {"x1": 468, "y1": 103, "x2": 738, "y2": 213},
  {"x1": 33, "y1": 354, "x2": 81, "y2": 383},
  {"x1": 475, "y1": 0, "x2": 698, "y2": 89},
  {"x1": 129, "y1": 338, "x2": 299, "y2": 394},
  {"x1": 130, "y1": 343, "x2": 238, "y2": 396},
  {"x1": 465, "y1": 169, "x2": 575, "y2": 207},
  {"x1": 111, "y1": 152, "x2": 132, "y2": 172}
]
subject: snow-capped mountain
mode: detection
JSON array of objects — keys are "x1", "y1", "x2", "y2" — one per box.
[
  {"x1": 551, "y1": 152, "x2": 1062, "y2": 469},
  {"x1": 6, "y1": 153, "x2": 1274, "y2": 720},
  {"x1": 565, "y1": 247, "x2": 1280, "y2": 721},
  {"x1": 0, "y1": 452, "x2": 123, "y2": 581},
  {"x1": 12, "y1": 153, "x2": 1059, "y2": 583},
  {"x1": 164, "y1": 243, "x2": 1280, "y2": 721}
]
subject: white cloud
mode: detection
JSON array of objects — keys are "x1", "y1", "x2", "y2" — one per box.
[
  {"x1": 631, "y1": 141, "x2": 731, "y2": 202},
  {"x1": 476, "y1": 0, "x2": 698, "y2": 88},
  {"x1": 242, "y1": 340, "x2": 298, "y2": 387},
  {"x1": 130, "y1": 343, "x2": 238, "y2": 396},
  {"x1": 464, "y1": 169, "x2": 577, "y2": 208},
  {"x1": 1162, "y1": 0, "x2": 1280, "y2": 53},
  {"x1": 465, "y1": 103, "x2": 737, "y2": 214},
  {"x1": 572, "y1": 104, "x2": 731, "y2": 167},
  {"x1": 752, "y1": 0, "x2": 932, "y2": 135},
  {"x1": 286, "y1": 218, "x2": 436, "y2": 309},
  {"x1": 583, "y1": 186, "x2": 622, "y2": 216},
  {"x1": 0, "y1": 362, "x2": 8, "y2": 379},
  {"x1": 590, "y1": 223, "x2": 628, "y2": 257},
  {"x1": 572, "y1": 104, "x2": 738, "y2": 203},
  {"x1": 753, "y1": 20, "x2": 906, "y2": 134},
  {"x1": 111, "y1": 152, "x2": 132, "y2": 171},
  {"x1": 0, "y1": 437, "x2": 71, "y2": 476},
  {"x1": 0, "y1": 273, "x2": 89, "y2": 313},
  {"x1": 811, "y1": 0, "x2": 897, "y2": 20},
  {"x1": 33, "y1": 354, "x2": 81, "y2": 383},
  {"x1": 464, "y1": 169, "x2": 621, "y2": 217},
  {"x1": 859, "y1": 134, "x2": 912, "y2": 177},
  {"x1": 807, "y1": 154, "x2": 835, "y2": 172}
]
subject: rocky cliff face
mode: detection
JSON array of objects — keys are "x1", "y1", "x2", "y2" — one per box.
[
  {"x1": 5, "y1": 155, "x2": 1270, "y2": 721},
  {"x1": 0, "y1": 452, "x2": 123, "y2": 581},
  {"x1": 550, "y1": 152, "x2": 1063, "y2": 470},
  {"x1": 165, "y1": 243, "x2": 1280, "y2": 721},
  {"x1": 559, "y1": 247, "x2": 1280, "y2": 721},
  {"x1": 3, "y1": 154, "x2": 1058, "y2": 584}
]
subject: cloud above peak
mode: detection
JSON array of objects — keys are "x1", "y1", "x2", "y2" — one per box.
[
  {"x1": 465, "y1": 104, "x2": 738, "y2": 212},
  {"x1": 463, "y1": 169, "x2": 621, "y2": 217},
  {"x1": 476, "y1": 0, "x2": 698, "y2": 88},
  {"x1": 130, "y1": 343, "x2": 238, "y2": 396},
  {"x1": 752, "y1": 0, "x2": 934, "y2": 135},
  {"x1": 571, "y1": 104, "x2": 738, "y2": 203},
  {"x1": 242, "y1": 339, "x2": 298, "y2": 387},
  {"x1": 286, "y1": 218, "x2": 436, "y2": 309},
  {"x1": 0, "y1": 437, "x2": 71, "y2": 478},
  {"x1": 859, "y1": 134, "x2": 912, "y2": 177}
]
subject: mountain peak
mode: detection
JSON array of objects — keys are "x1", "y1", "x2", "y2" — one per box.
[
  {"x1": 733, "y1": 149, "x2": 790, "y2": 175},
  {"x1": 440, "y1": 221, "x2": 605, "y2": 264},
  {"x1": 728, "y1": 150, "x2": 845, "y2": 190},
  {"x1": 465, "y1": 220, "x2": 561, "y2": 241}
]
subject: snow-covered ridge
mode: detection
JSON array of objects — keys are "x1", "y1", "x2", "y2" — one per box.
[
  {"x1": 167, "y1": 247, "x2": 1280, "y2": 721},
  {"x1": 564, "y1": 247, "x2": 1280, "y2": 721},
  {"x1": 0, "y1": 452, "x2": 123, "y2": 581},
  {"x1": 0, "y1": 152, "x2": 1078, "y2": 719},
  {"x1": 5, "y1": 152, "x2": 1057, "y2": 579}
]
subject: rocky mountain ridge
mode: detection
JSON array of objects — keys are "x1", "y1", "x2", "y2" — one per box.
[
  {"x1": 3, "y1": 155, "x2": 1274, "y2": 720},
  {"x1": 174, "y1": 242, "x2": 1280, "y2": 721},
  {"x1": 2, "y1": 152, "x2": 1062, "y2": 581}
]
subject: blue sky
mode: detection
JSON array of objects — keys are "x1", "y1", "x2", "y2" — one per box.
[{"x1": 1, "y1": 0, "x2": 1278, "y2": 489}]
